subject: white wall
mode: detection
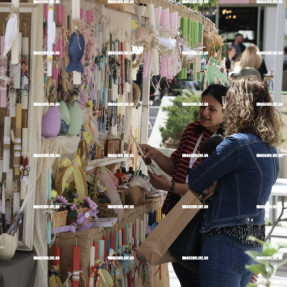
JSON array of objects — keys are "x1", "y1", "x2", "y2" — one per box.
[{"x1": 263, "y1": 6, "x2": 279, "y2": 72}]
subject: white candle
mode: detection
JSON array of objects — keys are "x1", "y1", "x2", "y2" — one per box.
[
  {"x1": 3, "y1": 117, "x2": 11, "y2": 172},
  {"x1": 47, "y1": 6, "x2": 55, "y2": 77},
  {"x1": 135, "y1": 219, "x2": 139, "y2": 242},
  {"x1": 72, "y1": 0, "x2": 80, "y2": 19},
  {"x1": 13, "y1": 192, "x2": 20, "y2": 215},
  {"x1": 148, "y1": 4, "x2": 155, "y2": 28},
  {"x1": 20, "y1": 182, "x2": 27, "y2": 200},
  {"x1": 11, "y1": 0, "x2": 19, "y2": 64},
  {"x1": 73, "y1": 72, "x2": 81, "y2": 85},
  {"x1": 21, "y1": 91, "x2": 29, "y2": 110},
  {"x1": 156, "y1": 7, "x2": 162, "y2": 28},
  {"x1": 1, "y1": 183, "x2": 5, "y2": 214},
  {"x1": 89, "y1": 246, "x2": 95, "y2": 287},
  {"x1": 129, "y1": 223, "x2": 133, "y2": 244},
  {"x1": 18, "y1": 33, "x2": 22, "y2": 59},
  {"x1": 22, "y1": 37, "x2": 29, "y2": 56},
  {"x1": 6, "y1": 203, "x2": 12, "y2": 224},
  {"x1": 140, "y1": 220, "x2": 144, "y2": 243},
  {"x1": 174, "y1": 12, "x2": 178, "y2": 34}
]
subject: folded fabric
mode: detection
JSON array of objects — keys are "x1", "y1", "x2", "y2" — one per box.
[
  {"x1": 3, "y1": 14, "x2": 18, "y2": 56},
  {"x1": 66, "y1": 32, "x2": 85, "y2": 73}
]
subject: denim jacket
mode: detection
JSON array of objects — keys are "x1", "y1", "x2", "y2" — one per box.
[{"x1": 188, "y1": 133, "x2": 279, "y2": 233}]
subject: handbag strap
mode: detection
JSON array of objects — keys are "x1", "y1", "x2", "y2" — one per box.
[{"x1": 266, "y1": 144, "x2": 277, "y2": 184}]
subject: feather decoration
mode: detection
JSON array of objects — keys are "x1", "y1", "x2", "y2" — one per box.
[{"x1": 3, "y1": 14, "x2": 18, "y2": 56}]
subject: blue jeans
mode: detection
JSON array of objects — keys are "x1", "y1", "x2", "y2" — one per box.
[{"x1": 200, "y1": 235, "x2": 262, "y2": 287}]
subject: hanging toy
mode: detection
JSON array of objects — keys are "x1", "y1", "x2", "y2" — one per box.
[{"x1": 20, "y1": 156, "x2": 30, "y2": 184}]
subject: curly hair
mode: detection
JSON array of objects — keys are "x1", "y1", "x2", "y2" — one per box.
[{"x1": 223, "y1": 78, "x2": 282, "y2": 146}]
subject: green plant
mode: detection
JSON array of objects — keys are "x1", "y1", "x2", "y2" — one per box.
[
  {"x1": 245, "y1": 236, "x2": 287, "y2": 287},
  {"x1": 177, "y1": 0, "x2": 220, "y2": 10},
  {"x1": 160, "y1": 91, "x2": 201, "y2": 148}
]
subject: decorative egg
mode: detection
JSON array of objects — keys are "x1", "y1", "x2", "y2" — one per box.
[
  {"x1": 0, "y1": 233, "x2": 17, "y2": 261},
  {"x1": 41, "y1": 106, "x2": 61, "y2": 138},
  {"x1": 58, "y1": 101, "x2": 70, "y2": 136},
  {"x1": 67, "y1": 101, "x2": 83, "y2": 136}
]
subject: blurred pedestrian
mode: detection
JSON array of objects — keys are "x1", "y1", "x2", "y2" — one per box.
[{"x1": 233, "y1": 33, "x2": 246, "y2": 59}]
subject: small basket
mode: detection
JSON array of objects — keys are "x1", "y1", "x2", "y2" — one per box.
[
  {"x1": 125, "y1": 186, "x2": 145, "y2": 206},
  {"x1": 52, "y1": 210, "x2": 68, "y2": 229}
]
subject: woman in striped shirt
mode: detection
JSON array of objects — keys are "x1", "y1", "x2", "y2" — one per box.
[{"x1": 140, "y1": 84, "x2": 228, "y2": 287}]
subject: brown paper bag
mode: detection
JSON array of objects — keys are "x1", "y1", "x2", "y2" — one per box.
[{"x1": 138, "y1": 190, "x2": 202, "y2": 265}]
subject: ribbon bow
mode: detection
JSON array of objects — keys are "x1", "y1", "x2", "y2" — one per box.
[{"x1": 59, "y1": 156, "x2": 88, "y2": 201}]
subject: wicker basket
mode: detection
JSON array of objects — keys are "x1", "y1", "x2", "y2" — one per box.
[
  {"x1": 125, "y1": 186, "x2": 145, "y2": 206},
  {"x1": 52, "y1": 208, "x2": 92, "y2": 229},
  {"x1": 52, "y1": 210, "x2": 68, "y2": 229}
]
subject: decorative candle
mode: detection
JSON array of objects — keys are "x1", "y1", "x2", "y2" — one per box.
[
  {"x1": 73, "y1": 245, "x2": 80, "y2": 287},
  {"x1": 72, "y1": 0, "x2": 80, "y2": 19},
  {"x1": 44, "y1": 4, "x2": 49, "y2": 22},
  {"x1": 160, "y1": 56, "x2": 168, "y2": 78},
  {"x1": 57, "y1": 5, "x2": 63, "y2": 25},
  {"x1": 80, "y1": 8, "x2": 84, "y2": 20},
  {"x1": 107, "y1": 238, "x2": 110, "y2": 254},
  {"x1": 13, "y1": 192, "x2": 20, "y2": 215},
  {"x1": 173, "y1": 12, "x2": 178, "y2": 34},
  {"x1": 110, "y1": 233, "x2": 115, "y2": 251},
  {"x1": 93, "y1": 241, "x2": 99, "y2": 260},
  {"x1": 48, "y1": 167, "x2": 52, "y2": 200},
  {"x1": 3, "y1": 117, "x2": 11, "y2": 172},
  {"x1": 125, "y1": 224, "x2": 129, "y2": 245},
  {"x1": 169, "y1": 12, "x2": 174, "y2": 34},
  {"x1": 140, "y1": 220, "x2": 144, "y2": 243},
  {"x1": 0, "y1": 88, "x2": 6, "y2": 108},
  {"x1": 1, "y1": 184, "x2": 5, "y2": 233},
  {"x1": 143, "y1": 50, "x2": 151, "y2": 79},
  {"x1": 103, "y1": 236, "x2": 107, "y2": 257},
  {"x1": 54, "y1": 245, "x2": 60, "y2": 269},
  {"x1": 47, "y1": 6, "x2": 55, "y2": 77},
  {"x1": 148, "y1": 4, "x2": 155, "y2": 28},
  {"x1": 135, "y1": 219, "x2": 139, "y2": 242},
  {"x1": 0, "y1": 36, "x2": 5, "y2": 55},
  {"x1": 156, "y1": 7, "x2": 162, "y2": 28},
  {"x1": 89, "y1": 246, "x2": 95, "y2": 287},
  {"x1": 99, "y1": 240, "x2": 104, "y2": 260},
  {"x1": 119, "y1": 229, "x2": 122, "y2": 250},
  {"x1": 122, "y1": 228, "x2": 126, "y2": 245},
  {"x1": 161, "y1": 9, "x2": 168, "y2": 28},
  {"x1": 115, "y1": 232, "x2": 118, "y2": 253}
]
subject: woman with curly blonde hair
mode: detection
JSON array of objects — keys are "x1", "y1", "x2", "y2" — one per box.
[{"x1": 181, "y1": 77, "x2": 281, "y2": 286}]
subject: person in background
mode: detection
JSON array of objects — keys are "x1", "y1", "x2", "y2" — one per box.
[
  {"x1": 283, "y1": 46, "x2": 287, "y2": 71},
  {"x1": 233, "y1": 33, "x2": 246, "y2": 59},
  {"x1": 238, "y1": 44, "x2": 268, "y2": 79},
  {"x1": 225, "y1": 46, "x2": 236, "y2": 74}
]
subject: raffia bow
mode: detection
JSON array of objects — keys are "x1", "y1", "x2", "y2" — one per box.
[{"x1": 58, "y1": 156, "x2": 88, "y2": 201}]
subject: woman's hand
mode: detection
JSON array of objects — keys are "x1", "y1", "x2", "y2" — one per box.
[
  {"x1": 250, "y1": 273, "x2": 258, "y2": 284},
  {"x1": 148, "y1": 171, "x2": 171, "y2": 190},
  {"x1": 139, "y1": 144, "x2": 160, "y2": 160}
]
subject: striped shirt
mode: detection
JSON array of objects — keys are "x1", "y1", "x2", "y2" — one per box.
[{"x1": 162, "y1": 121, "x2": 214, "y2": 214}]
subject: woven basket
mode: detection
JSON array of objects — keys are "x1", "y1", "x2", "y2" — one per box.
[
  {"x1": 52, "y1": 210, "x2": 68, "y2": 229},
  {"x1": 92, "y1": 167, "x2": 117, "y2": 218},
  {"x1": 125, "y1": 186, "x2": 145, "y2": 206}
]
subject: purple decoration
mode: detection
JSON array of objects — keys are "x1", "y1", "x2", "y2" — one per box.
[{"x1": 41, "y1": 107, "x2": 61, "y2": 138}]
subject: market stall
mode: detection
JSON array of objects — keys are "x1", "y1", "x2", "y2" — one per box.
[{"x1": 0, "y1": 0, "x2": 225, "y2": 286}]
